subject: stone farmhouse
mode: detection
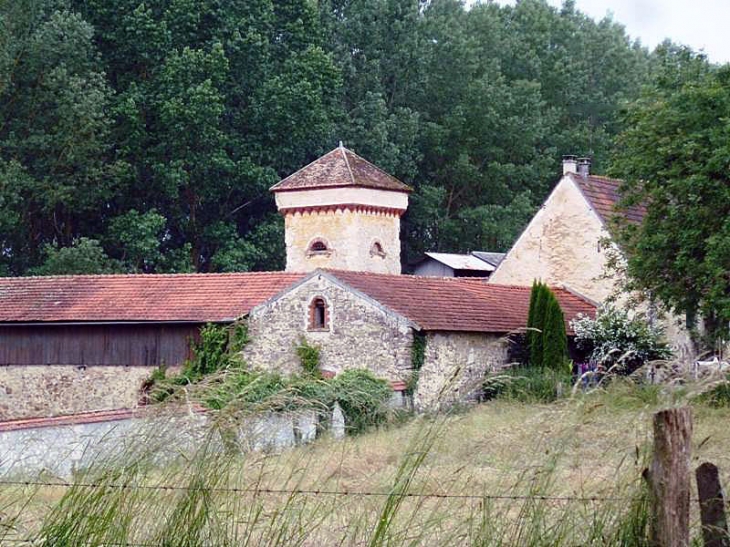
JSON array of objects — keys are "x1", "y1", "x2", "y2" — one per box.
[
  {"x1": 0, "y1": 145, "x2": 595, "y2": 421},
  {"x1": 489, "y1": 156, "x2": 691, "y2": 351}
]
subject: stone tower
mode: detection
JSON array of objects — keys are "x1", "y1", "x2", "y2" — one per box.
[{"x1": 271, "y1": 144, "x2": 411, "y2": 274}]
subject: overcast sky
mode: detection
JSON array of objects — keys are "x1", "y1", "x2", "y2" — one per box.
[{"x1": 491, "y1": 0, "x2": 730, "y2": 64}]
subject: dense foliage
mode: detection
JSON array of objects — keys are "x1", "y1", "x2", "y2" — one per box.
[
  {"x1": 611, "y1": 49, "x2": 730, "y2": 342},
  {"x1": 571, "y1": 306, "x2": 671, "y2": 374},
  {"x1": 0, "y1": 0, "x2": 654, "y2": 275},
  {"x1": 146, "y1": 323, "x2": 393, "y2": 433},
  {"x1": 527, "y1": 282, "x2": 568, "y2": 369},
  {"x1": 483, "y1": 366, "x2": 572, "y2": 403}
]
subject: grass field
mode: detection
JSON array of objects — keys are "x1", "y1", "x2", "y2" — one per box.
[{"x1": 2, "y1": 381, "x2": 729, "y2": 546}]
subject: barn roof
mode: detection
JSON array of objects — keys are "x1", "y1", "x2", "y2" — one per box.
[
  {"x1": 270, "y1": 144, "x2": 412, "y2": 193},
  {"x1": 0, "y1": 269, "x2": 594, "y2": 334},
  {"x1": 569, "y1": 174, "x2": 646, "y2": 225},
  {"x1": 0, "y1": 272, "x2": 304, "y2": 323},
  {"x1": 325, "y1": 271, "x2": 595, "y2": 334},
  {"x1": 470, "y1": 251, "x2": 506, "y2": 268},
  {"x1": 423, "y1": 252, "x2": 497, "y2": 272}
]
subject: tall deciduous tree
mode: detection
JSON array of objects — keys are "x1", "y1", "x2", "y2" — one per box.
[
  {"x1": 0, "y1": 0, "x2": 653, "y2": 275},
  {"x1": 612, "y1": 56, "x2": 730, "y2": 341}
]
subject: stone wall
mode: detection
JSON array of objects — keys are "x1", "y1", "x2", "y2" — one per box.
[
  {"x1": 284, "y1": 208, "x2": 401, "y2": 274},
  {"x1": 0, "y1": 365, "x2": 165, "y2": 420},
  {"x1": 489, "y1": 175, "x2": 617, "y2": 303},
  {"x1": 0, "y1": 407, "x2": 333, "y2": 478},
  {"x1": 415, "y1": 332, "x2": 507, "y2": 410},
  {"x1": 243, "y1": 273, "x2": 414, "y2": 382}
]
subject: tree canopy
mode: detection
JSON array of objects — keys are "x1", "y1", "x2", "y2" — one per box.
[
  {"x1": 611, "y1": 48, "x2": 730, "y2": 341},
  {"x1": 0, "y1": 0, "x2": 655, "y2": 275}
]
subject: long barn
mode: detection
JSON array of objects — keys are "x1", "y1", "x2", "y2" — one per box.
[{"x1": 0, "y1": 273, "x2": 302, "y2": 420}]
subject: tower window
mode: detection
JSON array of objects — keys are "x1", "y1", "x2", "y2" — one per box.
[
  {"x1": 309, "y1": 297, "x2": 329, "y2": 330},
  {"x1": 370, "y1": 241, "x2": 386, "y2": 258},
  {"x1": 307, "y1": 238, "x2": 331, "y2": 256}
]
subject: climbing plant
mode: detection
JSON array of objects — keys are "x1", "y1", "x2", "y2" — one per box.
[{"x1": 296, "y1": 337, "x2": 321, "y2": 378}]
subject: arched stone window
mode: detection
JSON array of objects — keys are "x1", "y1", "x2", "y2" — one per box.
[
  {"x1": 307, "y1": 238, "x2": 331, "y2": 256},
  {"x1": 370, "y1": 240, "x2": 386, "y2": 258},
  {"x1": 309, "y1": 297, "x2": 329, "y2": 330}
]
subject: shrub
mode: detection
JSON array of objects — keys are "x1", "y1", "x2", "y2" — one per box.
[
  {"x1": 571, "y1": 306, "x2": 671, "y2": 375},
  {"x1": 187, "y1": 323, "x2": 234, "y2": 378},
  {"x1": 698, "y1": 376, "x2": 730, "y2": 407},
  {"x1": 483, "y1": 366, "x2": 572, "y2": 403},
  {"x1": 329, "y1": 370, "x2": 393, "y2": 434}
]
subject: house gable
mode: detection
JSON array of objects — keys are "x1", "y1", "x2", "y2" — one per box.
[
  {"x1": 243, "y1": 271, "x2": 416, "y2": 381},
  {"x1": 488, "y1": 175, "x2": 618, "y2": 303}
]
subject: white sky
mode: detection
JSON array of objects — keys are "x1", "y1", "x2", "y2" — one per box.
[{"x1": 489, "y1": 0, "x2": 730, "y2": 64}]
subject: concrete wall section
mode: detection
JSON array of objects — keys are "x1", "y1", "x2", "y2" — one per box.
[
  {"x1": 489, "y1": 176, "x2": 617, "y2": 303},
  {"x1": 244, "y1": 273, "x2": 414, "y2": 382},
  {"x1": 415, "y1": 332, "x2": 507, "y2": 410},
  {"x1": 0, "y1": 365, "x2": 165, "y2": 421}
]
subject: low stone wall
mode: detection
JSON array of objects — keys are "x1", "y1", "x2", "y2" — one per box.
[
  {"x1": 0, "y1": 365, "x2": 164, "y2": 421},
  {"x1": 0, "y1": 405, "x2": 343, "y2": 478},
  {"x1": 415, "y1": 332, "x2": 508, "y2": 410}
]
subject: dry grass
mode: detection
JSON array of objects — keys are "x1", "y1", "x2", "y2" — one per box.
[{"x1": 2, "y1": 381, "x2": 730, "y2": 545}]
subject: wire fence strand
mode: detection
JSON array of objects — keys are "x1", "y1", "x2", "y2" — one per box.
[{"x1": 0, "y1": 478, "x2": 634, "y2": 502}]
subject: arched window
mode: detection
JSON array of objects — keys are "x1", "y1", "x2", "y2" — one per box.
[
  {"x1": 309, "y1": 297, "x2": 328, "y2": 330},
  {"x1": 307, "y1": 238, "x2": 330, "y2": 256},
  {"x1": 370, "y1": 240, "x2": 386, "y2": 258}
]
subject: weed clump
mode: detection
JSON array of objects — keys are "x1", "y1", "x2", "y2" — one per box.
[{"x1": 483, "y1": 366, "x2": 573, "y2": 403}]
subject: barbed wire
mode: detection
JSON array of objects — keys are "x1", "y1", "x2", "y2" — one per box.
[{"x1": 0, "y1": 478, "x2": 633, "y2": 503}]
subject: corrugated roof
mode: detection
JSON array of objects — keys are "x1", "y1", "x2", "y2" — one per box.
[
  {"x1": 329, "y1": 271, "x2": 595, "y2": 334},
  {"x1": 424, "y1": 252, "x2": 496, "y2": 272},
  {"x1": 270, "y1": 145, "x2": 412, "y2": 193},
  {"x1": 0, "y1": 272, "x2": 304, "y2": 323},
  {"x1": 471, "y1": 251, "x2": 506, "y2": 268},
  {"x1": 570, "y1": 174, "x2": 646, "y2": 225}
]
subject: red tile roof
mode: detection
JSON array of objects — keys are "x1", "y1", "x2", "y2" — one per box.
[
  {"x1": 0, "y1": 405, "x2": 207, "y2": 432},
  {"x1": 570, "y1": 174, "x2": 646, "y2": 225},
  {"x1": 0, "y1": 272, "x2": 304, "y2": 323},
  {"x1": 328, "y1": 271, "x2": 595, "y2": 334},
  {"x1": 270, "y1": 145, "x2": 412, "y2": 193},
  {"x1": 0, "y1": 269, "x2": 594, "y2": 334}
]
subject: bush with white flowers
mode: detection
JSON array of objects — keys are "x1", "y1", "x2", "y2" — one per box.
[{"x1": 571, "y1": 306, "x2": 672, "y2": 374}]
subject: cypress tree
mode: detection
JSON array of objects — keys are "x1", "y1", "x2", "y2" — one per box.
[
  {"x1": 542, "y1": 294, "x2": 568, "y2": 369},
  {"x1": 526, "y1": 280, "x2": 540, "y2": 352},
  {"x1": 529, "y1": 283, "x2": 549, "y2": 367}
]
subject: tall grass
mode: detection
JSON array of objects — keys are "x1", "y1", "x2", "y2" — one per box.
[{"x1": 0, "y1": 395, "x2": 663, "y2": 547}]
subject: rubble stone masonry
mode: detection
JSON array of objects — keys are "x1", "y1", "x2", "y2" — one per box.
[
  {"x1": 0, "y1": 365, "x2": 165, "y2": 420},
  {"x1": 415, "y1": 332, "x2": 507, "y2": 410},
  {"x1": 243, "y1": 274, "x2": 414, "y2": 381}
]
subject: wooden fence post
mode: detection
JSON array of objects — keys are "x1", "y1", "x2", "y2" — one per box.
[
  {"x1": 648, "y1": 407, "x2": 693, "y2": 547},
  {"x1": 696, "y1": 462, "x2": 729, "y2": 547}
]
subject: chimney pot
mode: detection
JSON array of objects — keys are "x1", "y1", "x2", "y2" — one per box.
[
  {"x1": 577, "y1": 157, "x2": 591, "y2": 178},
  {"x1": 562, "y1": 155, "x2": 577, "y2": 175}
]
